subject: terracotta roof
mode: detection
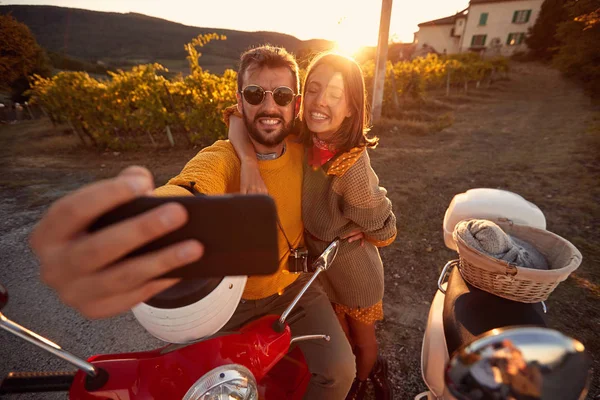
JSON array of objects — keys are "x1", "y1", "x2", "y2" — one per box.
[{"x1": 418, "y1": 8, "x2": 468, "y2": 27}]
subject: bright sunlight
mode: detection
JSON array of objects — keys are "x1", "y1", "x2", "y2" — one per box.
[{"x1": 332, "y1": 16, "x2": 377, "y2": 57}]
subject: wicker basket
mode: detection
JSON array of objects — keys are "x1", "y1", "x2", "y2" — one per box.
[{"x1": 453, "y1": 220, "x2": 582, "y2": 303}]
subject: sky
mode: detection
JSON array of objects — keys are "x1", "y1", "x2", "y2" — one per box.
[{"x1": 2, "y1": 0, "x2": 470, "y2": 50}]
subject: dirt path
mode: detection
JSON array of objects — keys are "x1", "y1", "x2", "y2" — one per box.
[
  {"x1": 372, "y1": 63, "x2": 599, "y2": 398},
  {"x1": 0, "y1": 63, "x2": 598, "y2": 399}
]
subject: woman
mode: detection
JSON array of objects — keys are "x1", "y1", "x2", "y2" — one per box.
[{"x1": 228, "y1": 52, "x2": 397, "y2": 400}]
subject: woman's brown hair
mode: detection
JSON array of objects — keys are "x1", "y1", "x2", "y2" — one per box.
[{"x1": 298, "y1": 52, "x2": 378, "y2": 152}]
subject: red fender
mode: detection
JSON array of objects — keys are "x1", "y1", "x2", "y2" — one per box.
[{"x1": 68, "y1": 315, "x2": 308, "y2": 400}]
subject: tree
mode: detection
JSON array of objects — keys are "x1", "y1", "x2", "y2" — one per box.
[
  {"x1": 525, "y1": 0, "x2": 569, "y2": 60},
  {"x1": 0, "y1": 14, "x2": 50, "y2": 94},
  {"x1": 553, "y1": 0, "x2": 600, "y2": 98}
]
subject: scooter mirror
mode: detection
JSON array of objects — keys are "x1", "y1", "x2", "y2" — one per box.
[
  {"x1": 445, "y1": 327, "x2": 590, "y2": 400},
  {"x1": 312, "y1": 239, "x2": 340, "y2": 271},
  {"x1": 0, "y1": 283, "x2": 8, "y2": 311},
  {"x1": 276, "y1": 239, "x2": 341, "y2": 330}
]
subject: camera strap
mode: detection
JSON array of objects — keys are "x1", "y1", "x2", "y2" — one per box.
[{"x1": 276, "y1": 217, "x2": 295, "y2": 252}]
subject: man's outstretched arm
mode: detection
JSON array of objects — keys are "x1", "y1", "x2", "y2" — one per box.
[{"x1": 29, "y1": 166, "x2": 204, "y2": 319}]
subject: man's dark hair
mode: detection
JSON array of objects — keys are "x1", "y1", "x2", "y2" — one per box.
[{"x1": 237, "y1": 45, "x2": 300, "y2": 93}]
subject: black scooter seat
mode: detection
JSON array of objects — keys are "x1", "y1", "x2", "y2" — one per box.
[{"x1": 443, "y1": 266, "x2": 547, "y2": 356}]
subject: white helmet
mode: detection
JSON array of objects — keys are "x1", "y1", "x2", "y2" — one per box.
[{"x1": 132, "y1": 275, "x2": 247, "y2": 344}]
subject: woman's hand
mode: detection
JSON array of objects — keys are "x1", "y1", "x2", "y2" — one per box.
[
  {"x1": 341, "y1": 230, "x2": 365, "y2": 246},
  {"x1": 240, "y1": 158, "x2": 269, "y2": 195}
]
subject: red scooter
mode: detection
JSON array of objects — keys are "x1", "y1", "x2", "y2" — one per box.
[{"x1": 0, "y1": 240, "x2": 341, "y2": 399}]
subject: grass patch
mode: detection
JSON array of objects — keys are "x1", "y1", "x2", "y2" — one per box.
[
  {"x1": 372, "y1": 117, "x2": 403, "y2": 132},
  {"x1": 444, "y1": 94, "x2": 481, "y2": 104},
  {"x1": 396, "y1": 97, "x2": 455, "y2": 112},
  {"x1": 30, "y1": 134, "x2": 82, "y2": 153},
  {"x1": 430, "y1": 112, "x2": 455, "y2": 133},
  {"x1": 392, "y1": 110, "x2": 438, "y2": 122},
  {"x1": 372, "y1": 118, "x2": 430, "y2": 136},
  {"x1": 373, "y1": 109, "x2": 456, "y2": 137},
  {"x1": 466, "y1": 90, "x2": 495, "y2": 98},
  {"x1": 397, "y1": 120, "x2": 431, "y2": 135}
]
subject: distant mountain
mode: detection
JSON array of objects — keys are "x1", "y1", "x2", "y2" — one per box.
[{"x1": 0, "y1": 5, "x2": 335, "y2": 72}]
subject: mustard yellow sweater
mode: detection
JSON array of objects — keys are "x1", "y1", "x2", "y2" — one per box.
[{"x1": 154, "y1": 140, "x2": 304, "y2": 300}]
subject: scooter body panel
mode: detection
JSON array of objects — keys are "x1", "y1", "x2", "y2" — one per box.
[
  {"x1": 69, "y1": 315, "x2": 293, "y2": 399},
  {"x1": 259, "y1": 347, "x2": 310, "y2": 400},
  {"x1": 421, "y1": 284, "x2": 449, "y2": 399}
]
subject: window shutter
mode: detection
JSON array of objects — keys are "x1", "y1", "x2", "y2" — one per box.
[
  {"x1": 482, "y1": 35, "x2": 487, "y2": 46},
  {"x1": 471, "y1": 35, "x2": 476, "y2": 46},
  {"x1": 512, "y1": 11, "x2": 518, "y2": 23},
  {"x1": 525, "y1": 10, "x2": 532, "y2": 22},
  {"x1": 479, "y1": 13, "x2": 488, "y2": 25},
  {"x1": 507, "y1": 33, "x2": 512, "y2": 45}
]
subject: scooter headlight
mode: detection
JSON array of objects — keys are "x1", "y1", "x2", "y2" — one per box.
[{"x1": 183, "y1": 364, "x2": 258, "y2": 400}]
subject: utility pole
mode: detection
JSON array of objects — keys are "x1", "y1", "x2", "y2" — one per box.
[{"x1": 371, "y1": 0, "x2": 393, "y2": 122}]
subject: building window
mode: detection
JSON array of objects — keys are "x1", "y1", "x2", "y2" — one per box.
[
  {"x1": 479, "y1": 13, "x2": 488, "y2": 26},
  {"x1": 507, "y1": 32, "x2": 526, "y2": 45},
  {"x1": 512, "y1": 10, "x2": 532, "y2": 23},
  {"x1": 471, "y1": 34, "x2": 487, "y2": 47}
]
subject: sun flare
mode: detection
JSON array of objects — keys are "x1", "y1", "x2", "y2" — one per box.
[
  {"x1": 333, "y1": 38, "x2": 365, "y2": 57},
  {"x1": 330, "y1": 16, "x2": 374, "y2": 57}
]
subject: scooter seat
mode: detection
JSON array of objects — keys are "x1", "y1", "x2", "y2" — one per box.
[{"x1": 443, "y1": 266, "x2": 547, "y2": 356}]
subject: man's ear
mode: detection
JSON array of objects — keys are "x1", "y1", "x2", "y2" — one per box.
[
  {"x1": 294, "y1": 95, "x2": 302, "y2": 118},
  {"x1": 236, "y1": 92, "x2": 243, "y2": 113}
]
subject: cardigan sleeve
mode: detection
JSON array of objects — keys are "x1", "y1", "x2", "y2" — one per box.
[
  {"x1": 334, "y1": 150, "x2": 397, "y2": 247},
  {"x1": 222, "y1": 104, "x2": 242, "y2": 128}
]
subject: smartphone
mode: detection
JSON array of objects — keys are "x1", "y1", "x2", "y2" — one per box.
[{"x1": 87, "y1": 195, "x2": 279, "y2": 279}]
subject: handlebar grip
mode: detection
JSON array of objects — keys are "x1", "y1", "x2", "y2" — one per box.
[
  {"x1": 0, "y1": 371, "x2": 76, "y2": 394},
  {"x1": 286, "y1": 307, "x2": 306, "y2": 326},
  {"x1": 272, "y1": 306, "x2": 307, "y2": 333}
]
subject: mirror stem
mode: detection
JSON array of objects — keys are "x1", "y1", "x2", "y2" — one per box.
[
  {"x1": 0, "y1": 313, "x2": 98, "y2": 377},
  {"x1": 278, "y1": 265, "x2": 325, "y2": 327}
]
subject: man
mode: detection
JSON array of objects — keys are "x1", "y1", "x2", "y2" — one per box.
[{"x1": 29, "y1": 45, "x2": 355, "y2": 399}]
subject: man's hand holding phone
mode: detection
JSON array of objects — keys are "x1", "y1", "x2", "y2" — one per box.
[{"x1": 29, "y1": 166, "x2": 204, "y2": 319}]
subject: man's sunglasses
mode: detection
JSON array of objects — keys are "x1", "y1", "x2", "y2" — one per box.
[{"x1": 240, "y1": 85, "x2": 297, "y2": 107}]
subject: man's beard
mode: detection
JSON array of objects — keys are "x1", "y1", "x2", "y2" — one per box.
[{"x1": 242, "y1": 111, "x2": 293, "y2": 148}]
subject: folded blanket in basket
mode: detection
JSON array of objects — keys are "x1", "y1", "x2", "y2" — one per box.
[{"x1": 456, "y1": 220, "x2": 549, "y2": 270}]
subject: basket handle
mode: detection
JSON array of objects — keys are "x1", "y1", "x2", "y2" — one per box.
[{"x1": 438, "y1": 260, "x2": 460, "y2": 294}]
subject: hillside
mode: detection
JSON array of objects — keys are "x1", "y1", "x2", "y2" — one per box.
[{"x1": 0, "y1": 5, "x2": 334, "y2": 72}]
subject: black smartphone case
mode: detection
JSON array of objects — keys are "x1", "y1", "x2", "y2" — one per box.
[{"x1": 87, "y1": 195, "x2": 280, "y2": 279}]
